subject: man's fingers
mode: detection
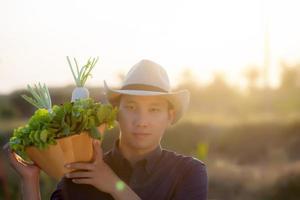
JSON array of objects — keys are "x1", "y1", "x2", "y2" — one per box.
[
  {"x1": 10, "y1": 151, "x2": 31, "y2": 167},
  {"x1": 13, "y1": 152, "x2": 35, "y2": 166},
  {"x1": 2, "y1": 143, "x2": 13, "y2": 157},
  {"x1": 6, "y1": 148, "x2": 26, "y2": 167},
  {"x1": 2, "y1": 143, "x2": 34, "y2": 167},
  {"x1": 72, "y1": 178, "x2": 93, "y2": 185},
  {"x1": 65, "y1": 162, "x2": 94, "y2": 170},
  {"x1": 2, "y1": 143, "x2": 18, "y2": 164},
  {"x1": 65, "y1": 171, "x2": 93, "y2": 179}
]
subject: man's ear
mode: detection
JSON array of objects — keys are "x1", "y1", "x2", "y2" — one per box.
[
  {"x1": 115, "y1": 97, "x2": 121, "y2": 122},
  {"x1": 168, "y1": 109, "x2": 176, "y2": 126},
  {"x1": 116, "y1": 109, "x2": 120, "y2": 122}
]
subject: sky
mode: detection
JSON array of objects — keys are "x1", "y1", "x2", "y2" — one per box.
[{"x1": 1, "y1": 0, "x2": 300, "y2": 94}]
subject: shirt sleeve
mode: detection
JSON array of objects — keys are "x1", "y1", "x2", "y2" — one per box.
[
  {"x1": 50, "y1": 189, "x2": 64, "y2": 200},
  {"x1": 50, "y1": 180, "x2": 64, "y2": 200},
  {"x1": 172, "y1": 160, "x2": 208, "y2": 200},
  {"x1": 50, "y1": 178, "x2": 115, "y2": 200}
]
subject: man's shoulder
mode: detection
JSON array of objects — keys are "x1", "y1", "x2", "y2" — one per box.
[
  {"x1": 162, "y1": 151, "x2": 208, "y2": 199},
  {"x1": 161, "y1": 149, "x2": 206, "y2": 170}
]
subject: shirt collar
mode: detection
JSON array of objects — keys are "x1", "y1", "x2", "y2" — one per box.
[{"x1": 112, "y1": 139, "x2": 162, "y2": 174}]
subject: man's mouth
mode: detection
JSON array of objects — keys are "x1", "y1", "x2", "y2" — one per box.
[{"x1": 132, "y1": 132, "x2": 152, "y2": 138}]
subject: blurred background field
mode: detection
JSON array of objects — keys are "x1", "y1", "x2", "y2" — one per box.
[
  {"x1": 2, "y1": 0, "x2": 300, "y2": 199},
  {"x1": 1, "y1": 62, "x2": 300, "y2": 199}
]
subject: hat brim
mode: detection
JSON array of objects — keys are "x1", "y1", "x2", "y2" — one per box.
[{"x1": 104, "y1": 81, "x2": 190, "y2": 124}]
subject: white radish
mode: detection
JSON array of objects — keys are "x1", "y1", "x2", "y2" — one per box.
[
  {"x1": 71, "y1": 87, "x2": 90, "y2": 102},
  {"x1": 67, "y1": 56, "x2": 99, "y2": 102}
]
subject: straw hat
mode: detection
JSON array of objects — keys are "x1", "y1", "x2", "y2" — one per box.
[{"x1": 104, "y1": 59, "x2": 190, "y2": 124}]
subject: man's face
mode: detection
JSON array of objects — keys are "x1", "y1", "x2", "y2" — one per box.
[{"x1": 117, "y1": 95, "x2": 175, "y2": 152}]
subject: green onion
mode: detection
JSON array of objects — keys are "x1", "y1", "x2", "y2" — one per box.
[
  {"x1": 67, "y1": 56, "x2": 99, "y2": 87},
  {"x1": 21, "y1": 83, "x2": 52, "y2": 112}
]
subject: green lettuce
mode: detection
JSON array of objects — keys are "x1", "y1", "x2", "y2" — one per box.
[{"x1": 9, "y1": 98, "x2": 117, "y2": 159}]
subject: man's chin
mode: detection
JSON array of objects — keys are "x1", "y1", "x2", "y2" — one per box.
[{"x1": 130, "y1": 141, "x2": 153, "y2": 151}]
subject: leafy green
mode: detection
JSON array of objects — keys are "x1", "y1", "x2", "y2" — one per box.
[{"x1": 9, "y1": 98, "x2": 118, "y2": 159}]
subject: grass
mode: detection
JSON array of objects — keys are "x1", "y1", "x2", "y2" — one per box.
[{"x1": 1, "y1": 114, "x2": 300, "y2": 199}]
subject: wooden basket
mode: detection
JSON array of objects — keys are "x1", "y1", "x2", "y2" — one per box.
[{"x1": 25, "y1": 125, "x2": 105, "y2": 180}]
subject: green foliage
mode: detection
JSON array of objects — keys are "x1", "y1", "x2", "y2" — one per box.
[
  {"x1": 8, "y1": 98, "x2": 118, "y2": 159},
  {"x1": 196, "y1": 142, "x2": 209, "y2": 160}
]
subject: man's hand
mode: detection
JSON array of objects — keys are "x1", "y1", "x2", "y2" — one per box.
[
  {"x1": 3, "y1": 143, "x2": 41, "y2": 200},
  {"x1": 64, "y1": 139, "x2": 141, "y2": 200},
  {"x1": 3, "y1": 143, "x2": 40, "y2": 180},
  {"x1": 64, "y1": 139, "x2": 123, "y2": 193}
]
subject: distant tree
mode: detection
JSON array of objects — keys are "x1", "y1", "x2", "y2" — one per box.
[
  {"x1": 177, "y1": 68, "x2": 198, "y2": 90},
  {"x1": 206, "y1": 72, "x2": 233, "y2": 95},
  {"x1": 176, "y1": 68, "x2": 204, "y2": 113},
  {"x1": 202, "y1": 72, "x2": 240, "y2": 113},
  {"x1": 243, "y1": 66, "x2": 260, "y2": 92},
  {"x1": 280, "y1": 62, "x2": 300, "y2": 90}
]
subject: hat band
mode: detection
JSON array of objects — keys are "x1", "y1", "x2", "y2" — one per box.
[{"x1": 121, "y1": 84, "x2": 168, "y2": 92}]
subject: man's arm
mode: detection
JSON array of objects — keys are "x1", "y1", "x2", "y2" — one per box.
[
  {"x1": 64, "y1": 140, "x2": 142, "y2": 200},
  {"x1": 3, "y1": 143, "x2": 41, "y2": 200},
  {"x1": 172, "y1": 160, "x2": 208, "y2": 200},
  {"x1": 21, "y1": 177, "x2": 41, "y2": 200},
  {"x1": 110, "y1": 181, "x2": 141, "y2": 200}
]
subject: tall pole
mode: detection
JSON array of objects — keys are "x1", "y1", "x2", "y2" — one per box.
[
  {"x1": 262, "y1": 0, "x2": 272, "y2": 113},
  {"x1": 264, "y1": 23, "x2": 270, "y2": 89},
  {"x1": 263, "y1": 0, "x2": 270, "y2": 89}
]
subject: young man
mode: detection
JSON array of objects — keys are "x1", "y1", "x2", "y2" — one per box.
[{"x1": 6, "y1": 59, "x2": 208, "y2": 200}]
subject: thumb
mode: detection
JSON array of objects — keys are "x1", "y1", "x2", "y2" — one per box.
[{"x1": 92, "y1": 139, "x2": 103, "y2": 161}]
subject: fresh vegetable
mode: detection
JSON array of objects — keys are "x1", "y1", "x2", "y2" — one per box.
[
  {"x1": 67, "y1": 56, "x2": 99, "y2": 102},
  {"x1": 21, "y1": 83, "x2": 52, "y2": 112},
  {"x1": 9, "y1": 98, "x2": 118, "y2": 160}
]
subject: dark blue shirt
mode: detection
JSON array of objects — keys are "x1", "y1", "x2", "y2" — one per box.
[{"x1": 51, "y1": 140, "x2": 208, "y2": 200}]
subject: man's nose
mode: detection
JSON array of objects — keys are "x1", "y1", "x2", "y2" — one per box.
[{"x1": 134, "y1": 110, "x2": 150, "y2": 127}]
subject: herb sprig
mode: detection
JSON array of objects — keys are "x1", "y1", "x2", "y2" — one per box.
[
  {"x1": 21, "y1": 83, "x2": 52, "y2": 112},
  {"x1": 67, "y1": 56, "x2": 99, "y2": 87}
]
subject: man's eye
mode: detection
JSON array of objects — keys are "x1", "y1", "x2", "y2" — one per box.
[
  {"x1": 125, "y1": 105, "x2": 135, "y2": 110},
  {"x1": 150, "y1": 108, "x2": 160, "y2": 112}
]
